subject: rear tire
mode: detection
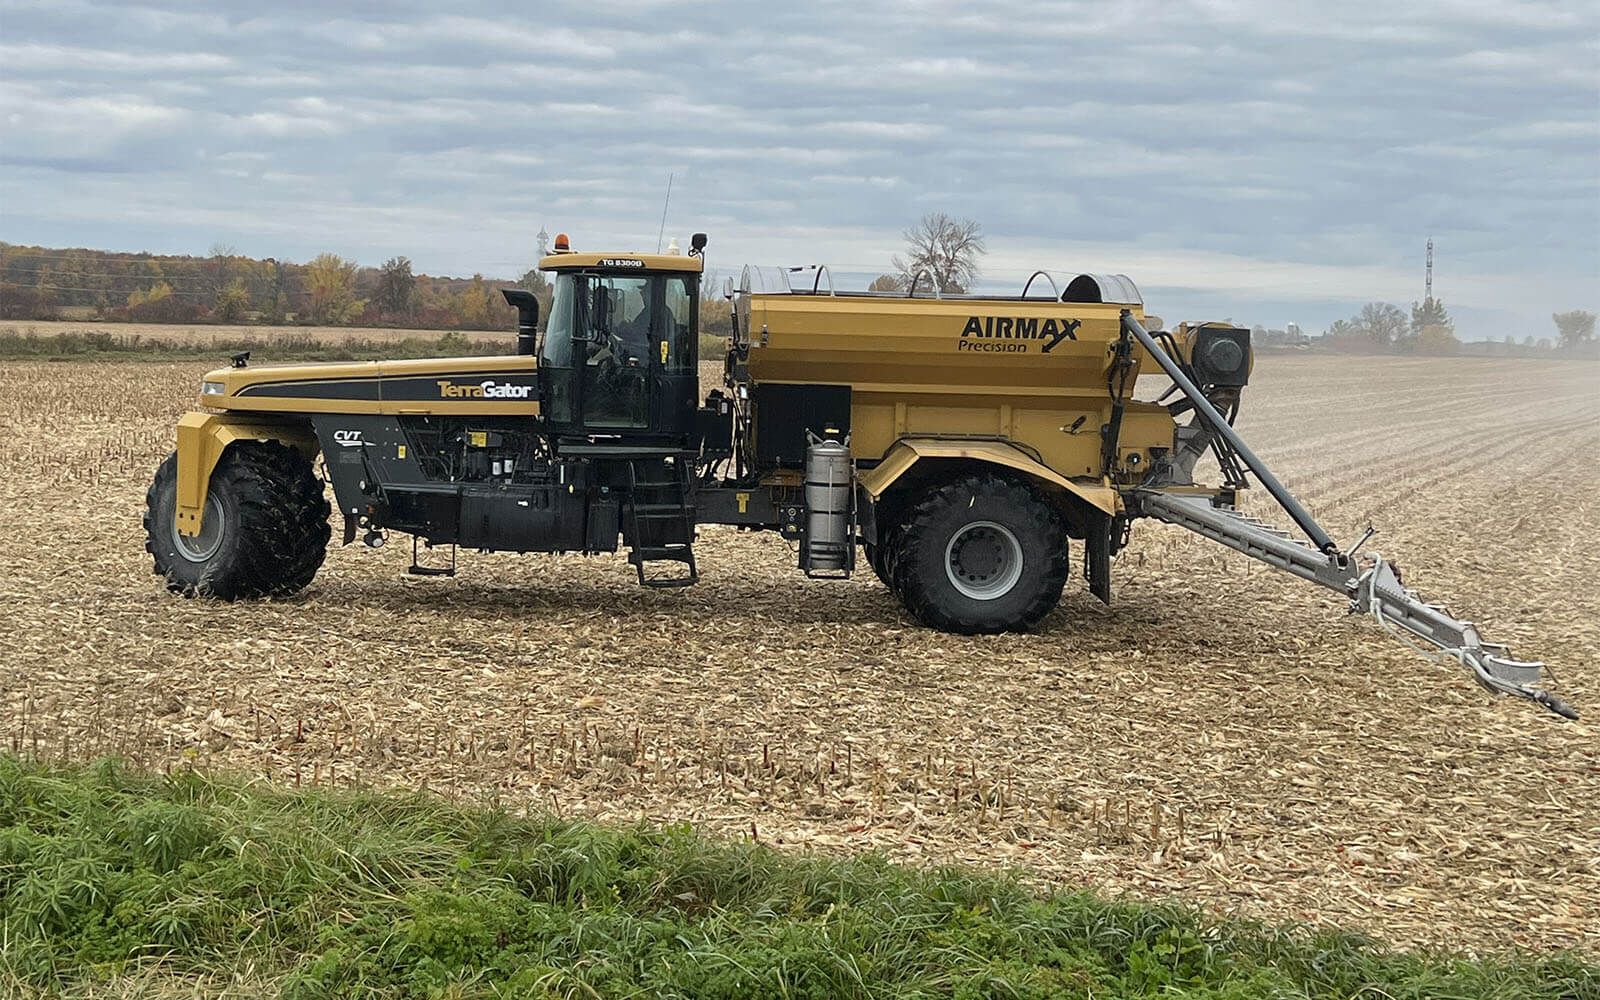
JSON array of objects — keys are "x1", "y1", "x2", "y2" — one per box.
[
  {"x1": 144, "y1": 441, "x2": 331, "y2": 599},
  {"x1": 892, "y1": 473, "x2": 1068, "y2": 634}
]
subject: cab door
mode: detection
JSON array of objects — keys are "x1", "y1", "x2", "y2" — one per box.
[
  {"x1": 651, "y1": 274, "x2": 698, "y2": 439},
  {"x1": 579, "y1": 274, "x2": 652, "y2": 430}
]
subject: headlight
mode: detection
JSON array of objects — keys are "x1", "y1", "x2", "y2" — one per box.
[{"x1": 202, "y1": 381, "x2": 226, "y2": 395}]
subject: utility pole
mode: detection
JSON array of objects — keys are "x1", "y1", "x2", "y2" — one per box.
[
  {"x1": 536, "y1": 226, "x2": 550, "y2": 260},
  {"x1": 1424, "y1": 237, "x2": 1433, "y2": 303}
]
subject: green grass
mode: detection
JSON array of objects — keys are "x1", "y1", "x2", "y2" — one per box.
[
  {"x1": 0, "y1": 328, "x2": 510, "y2": 362},
  {"x1": 0, "y1": 756, "x2": 1589, "y2": 999}
]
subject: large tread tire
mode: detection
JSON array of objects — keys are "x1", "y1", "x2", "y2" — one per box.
[
  {"x1": 892, "y1": 473, "x2": 1067, "y2": 634},
  {"x1": 144, "y1": 441, "x2": 331, "y2": 600}
]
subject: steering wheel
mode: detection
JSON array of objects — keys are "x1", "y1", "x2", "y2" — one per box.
[{"x1": 607, "y1": 329, "x2": 644, "y2": 366}]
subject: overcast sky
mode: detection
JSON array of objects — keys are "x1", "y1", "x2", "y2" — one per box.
[{"x1": 2, "y1": 1, "x2": 1596, "y2": 339}]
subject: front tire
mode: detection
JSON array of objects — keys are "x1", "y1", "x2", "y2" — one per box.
[
  {"x1": 144, "y1": 441, "x2": 331, "y2": 599},
  {"x1": 891, "y1": 474, "x2": 1068, "y2": 634}
]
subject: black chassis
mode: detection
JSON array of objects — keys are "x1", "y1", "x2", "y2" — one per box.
[
  {"x1": 307, "y1": 389, "x2": 832, "y2": 563},
  {"x1": 312, "y1": 414, "x2": 621, "y2": 554}
]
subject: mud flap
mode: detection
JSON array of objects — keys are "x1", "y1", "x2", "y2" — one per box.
[{"x1": 1084, "y1": 511, "x2": 1112, "y2": 605}]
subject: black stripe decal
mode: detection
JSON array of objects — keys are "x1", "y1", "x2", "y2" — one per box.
[
  {"x1": 237, "y1": 371, "x2": 536, "y2": 402},
  {"x1": 238, "y1": 378, "x2": 380, "y2": 400}
]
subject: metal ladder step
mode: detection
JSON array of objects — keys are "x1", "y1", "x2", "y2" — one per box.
[{"x1": 626, "y1": 457, "x2": 699, "y2": 588}]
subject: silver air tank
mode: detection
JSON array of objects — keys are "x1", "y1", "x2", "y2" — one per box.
[{"x1": 801, "y1": 432, "x2": 854, "y2": 576}]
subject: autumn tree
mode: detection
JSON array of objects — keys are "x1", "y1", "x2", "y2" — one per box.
[
  {"x1": 213, "y1": 278, "x2": 251, "y2": 323},
  {"x1": 304, "y1": 253, "x2": 365, "y2": 326},
  {"x1": 376, "y1": 256, "x2": 417, "y2": 317},
  {"x1": 1552, "y1": 309, "x2": 1596, "y2": 349},
  {"x1": 455, "y1": 274, "x2": 496, "y2": 330},
  {"x1": 892, "y1": 213, "x2": 985, "y2": 294},
  {"x1": 868, "y1": 273, "x2": 906, "y2": 293},
  {"x1": 127, "y1": 282, "x2": 173, "y2": 309}
]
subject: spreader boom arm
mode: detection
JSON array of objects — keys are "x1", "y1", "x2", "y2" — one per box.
[{"x1": 1137, "y1": 487, "x2": 1576, "y2": 720}]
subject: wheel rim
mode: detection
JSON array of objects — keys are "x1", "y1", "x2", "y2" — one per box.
[
  {"x1": 944, "y1": 520, "x2": 1023, "y2": 600},
  {"x1": 171, "y1": 494, "x2": 224, "y2": 562}
]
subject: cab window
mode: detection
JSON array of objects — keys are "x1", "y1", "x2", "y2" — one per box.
[
  {"x1": 542, "y1": 275, "x2": 576, "y2": 368},
  {"x1": 663, "y1": 276, "x2": 694, "y2": 373}
]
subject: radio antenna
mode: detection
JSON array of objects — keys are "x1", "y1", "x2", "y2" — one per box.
[{"x1": 656, "y1": 172, "x2": 674, "y2": 253}]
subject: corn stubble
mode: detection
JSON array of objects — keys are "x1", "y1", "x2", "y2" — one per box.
[{"x1": 0, "y1": 346, "x2": 1595, "y2": 953}]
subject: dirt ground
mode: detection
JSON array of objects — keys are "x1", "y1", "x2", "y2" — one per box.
[{"x1": 2, "y1": 351, "x2": 1596, "y2": 954}]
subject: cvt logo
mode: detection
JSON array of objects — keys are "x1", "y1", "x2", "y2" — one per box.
[
  {"x1": 437, "y1": 380, "x2": 535, "y2": 400},
  {"x1": 959, "y1": 316, "x2": 1081, "y2": 354},
  {"x1": 332, "y1": 429, "x2": 364, "y2": 448}
]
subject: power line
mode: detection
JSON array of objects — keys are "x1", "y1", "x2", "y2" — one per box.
[
  {"x1": 0, "y1": 252, "x2": 289, "y2": 267},
  {"x1": 16, "y1": 283, "x2": 227, "y2": 299},
  {"x1": 0, "y1": 266, "x2": 305, "y2": 282}
]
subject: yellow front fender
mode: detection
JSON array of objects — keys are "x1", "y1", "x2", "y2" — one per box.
[
  {"x1": 174, "y1": 412, "x2": 318, "y2": 536},
  {"x1": 858, "y1": 437, "x2": 1120, "y2": 515}
]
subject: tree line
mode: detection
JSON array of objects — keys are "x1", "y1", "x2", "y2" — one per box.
[
  {"x1": 1315, "y1": 299, "x2": 1595, "y2": 356},
  {"x1": 0, "y1": 243, "x2": 536, "y2": 331},
  {"x1": 4, "y1": 233, "x2": 1592, "y2": 355}
]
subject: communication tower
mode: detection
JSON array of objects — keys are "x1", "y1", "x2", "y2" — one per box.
[{"x1": 1425, "y1": 237, "x2": 1434, "y2": 302}]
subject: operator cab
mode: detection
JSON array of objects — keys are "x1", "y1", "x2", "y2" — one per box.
[{"x1": 533, "y1": 234, "x2": 705, "y2": 444}]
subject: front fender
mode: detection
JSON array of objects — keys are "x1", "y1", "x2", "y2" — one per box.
[{"x1": 174, "y1": 412, "x2": 319, "y2": 536}]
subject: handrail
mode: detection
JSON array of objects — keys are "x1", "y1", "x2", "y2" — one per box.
[
  {"x1": 906, "y1": 268, "x2": 941, "y2": 299},
  {"x1": 784, "y1": 265, "x2": 835, "y2": 296},
  {"x1": 1020, "y1": 270, "x2": 1059, "y2": 299},
  {"x1": 812, "y1": 265, "x2": 835, "y2": 296}
]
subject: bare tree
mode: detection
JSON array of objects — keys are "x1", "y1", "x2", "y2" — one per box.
[
  {"x1": 206, "y1": 242, "x2": 238, "y2": 304},
  {"x1": 891, "y1": 213, "x2": 985, "y2": 294},
  {"x1": 1356, "y1": 302, "x2": 1408, "y2": 350},
  {"x1": 868, "y1": 273, "x2": 906, "y2": 293}
]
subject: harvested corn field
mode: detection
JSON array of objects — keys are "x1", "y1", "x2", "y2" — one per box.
[{"x1": 1, "y1": 352, "x2": 1596, "y2": 954}]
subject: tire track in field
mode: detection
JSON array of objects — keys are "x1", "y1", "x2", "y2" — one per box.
[
  {"x1": 1242, "y1": 383, "x2": 1597, "y2": 479},
  {"x1": 1291, "y1": 417, "x2": 1597, "y2": 519}
]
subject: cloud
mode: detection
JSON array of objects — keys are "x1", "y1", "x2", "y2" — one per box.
[{"x1": 0, "y1": 0, "x2": 1595, "y2": 338}]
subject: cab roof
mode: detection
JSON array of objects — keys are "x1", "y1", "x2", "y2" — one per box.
[{"x1": 539, "y1": 251, "x2": 703, "y2": 273}]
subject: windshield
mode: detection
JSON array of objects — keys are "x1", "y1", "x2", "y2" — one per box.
[{"x1": 540, "y1": 271, "x2": 696, "y2": 371}]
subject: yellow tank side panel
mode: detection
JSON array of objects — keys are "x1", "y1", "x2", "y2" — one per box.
[
  {"x1": 743, "y1": 293, "x2": 1170, "y2": 485},
  {"x1": 746, "y1": 295, "x2": 1149, "y2": 394}
]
